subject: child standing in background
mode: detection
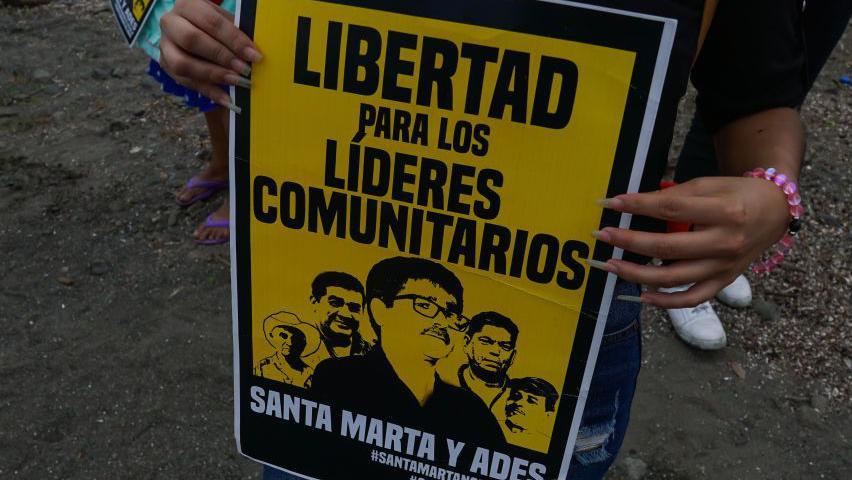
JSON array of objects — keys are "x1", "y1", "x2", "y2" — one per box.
[{"x1": 137, "y1": 0, "x2": 239, "y2": 245}]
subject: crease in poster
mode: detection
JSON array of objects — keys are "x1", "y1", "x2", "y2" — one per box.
[{"x1": 231, "y1": 1, "x2": 676, "y2": 478}]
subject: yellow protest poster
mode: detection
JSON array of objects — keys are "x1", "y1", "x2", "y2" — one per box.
[
  {"x1": 231, "y1": 1, "x2": 676, "y2": 478},
  {"x1": 109, "y1": 0, "x2": 157, "y2": 46}
]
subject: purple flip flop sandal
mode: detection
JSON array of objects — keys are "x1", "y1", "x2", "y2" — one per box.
[
  {"x1": 176, "y1": 176, "x2": 228, "y2": 207},
  {"x1": 195, "y1": 214, "x2": 230, "y2": 245}
]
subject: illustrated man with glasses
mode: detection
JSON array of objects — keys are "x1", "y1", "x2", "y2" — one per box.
[
  {"x1": 311, "y1": 256, "x2": 505, "y2": 445},
  {"x1": 305, "y1": 272, "x2": 372, "y2": 369},
  {"x1": 458, "y1": 312, "x2": 518, "y2": 412}
]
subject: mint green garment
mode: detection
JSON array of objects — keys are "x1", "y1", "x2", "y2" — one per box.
[{"x1": 136, "y1": 0, "x2": 238, "y2": 61}]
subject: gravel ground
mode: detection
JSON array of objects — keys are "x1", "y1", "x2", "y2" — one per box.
[
  {"x1": 662, "y1": 30, "x2": 852, "y2": 406},
  {"x1": 1, "y1": 2, "x2": 850, "y2": 479}
]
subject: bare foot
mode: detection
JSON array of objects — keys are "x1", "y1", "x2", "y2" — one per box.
[
  {"x1": 175, "y1": 163, "x2": 228, "y2": 206},
  {"x1": 177, "y1": 109, "x2": 229, "y2": 205},
  {"x1": 194, "y1": 200, "x2": 230, "y2": 244}
]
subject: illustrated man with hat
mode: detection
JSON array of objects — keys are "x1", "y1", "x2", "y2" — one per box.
[{"x1": 254, "y1": 311, "x2": 321, "y2": 388}]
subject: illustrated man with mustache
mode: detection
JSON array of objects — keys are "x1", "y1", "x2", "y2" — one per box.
[
  {"x1": 305, "y1": 272, "x2": 371, "y2": 369},
  {"x1": 311, "y1": 257, "x2": 504, "y2": 445},
  {"x1": 459, "y1": 311, "x2": 518, "y2": 411}
]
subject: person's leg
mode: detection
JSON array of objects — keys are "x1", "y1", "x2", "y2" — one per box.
[
  {"x1": 673, "y1": 114, "x2": 718, "y2": 183},
  {"x1": 669, "y1": 115, "x2": 739, "y2": 349},
  {"x1": 175, "y1": 107, "x2": 229, "y2": 205},
  {"x1": 194, "y1": 199, "x2": 229, "y2": 243},
  {"x1": 190, "y1": 107, "x2": 230, "y2": 243},
  {"x1": 567, "y1": 280, "x2": 642, "y2": 479}
]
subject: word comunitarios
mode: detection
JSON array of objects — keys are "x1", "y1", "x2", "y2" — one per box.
[{"x1": 253, "y1": 141, "x2": 590, "y2": 290}]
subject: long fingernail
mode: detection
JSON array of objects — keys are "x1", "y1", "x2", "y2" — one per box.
[
  {"x1": 243, "y1": 47, "x2": 263, "y2": 63},
  {"x1": 231, "y1": 58, "x2": 251, "y2": 77},
  {"x1": 587, "y1": 259, "x2": 617, "y2": 273},
  {"x1": 226, "y1": 74, "x2": 252, "y2": 89},
  {"x1": 616, "y1": 295, "x2": 645, "y2": 303},
  {"x1": 592, "y1": 229, "x2": 612, "y2": 243},
  {"x1": 596, "y1": 197, "x2": 624, "y2": 209},
  {"x1": 224, "y1": 101, "x2": 242, "y2": 114}
]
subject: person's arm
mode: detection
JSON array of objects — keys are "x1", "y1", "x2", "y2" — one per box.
[
  {"x1": 158, "y1": 0, "x2": 261, "y2": 109},
  {"x1": 589, "y1": 2, "x2": 810, "y2": 308},
  {"x1": 592, "y1": 108, "x2": 804, "y2": 308},
  {"x1": 715, "y1": 107, "x2": 804, "y2": 180}
]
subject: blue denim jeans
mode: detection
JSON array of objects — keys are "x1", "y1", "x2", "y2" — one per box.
[
  {"x1": 567, "y1": 279, "x2": 642, "y2": 479},
  {"x1": 262, "y1": 280, "x2": 642, "y2": 480}
]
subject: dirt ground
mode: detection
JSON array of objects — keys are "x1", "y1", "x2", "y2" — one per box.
[{"x1": 1, "y1": 2, "x2": 850, "y2": 479}]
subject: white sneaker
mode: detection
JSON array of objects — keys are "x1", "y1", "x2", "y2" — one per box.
[
  {"x1": 716, "y1": 274, "x2": 752, "y2": 308},
  {"x1": 662, "y1": 285, "x2": 727, "y2": 350}
]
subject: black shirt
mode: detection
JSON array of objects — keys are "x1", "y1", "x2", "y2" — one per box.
[
  {"x1": 605, "y1": 0, "x2": 849, "y2": 257},
  {"x1": 457, "y1": 365, "x2": 508, "y2": 411},
  {"x1": 311, "y1": 349, "x2": 506, "y2": 448},
  {"x1": 692, "y1": 0, "x2": 852, "y2": 133}
]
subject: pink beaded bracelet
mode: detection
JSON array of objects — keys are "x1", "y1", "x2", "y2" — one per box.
[{"x1": 742, "y1": 167, "x2": 803, "y2": 274}]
